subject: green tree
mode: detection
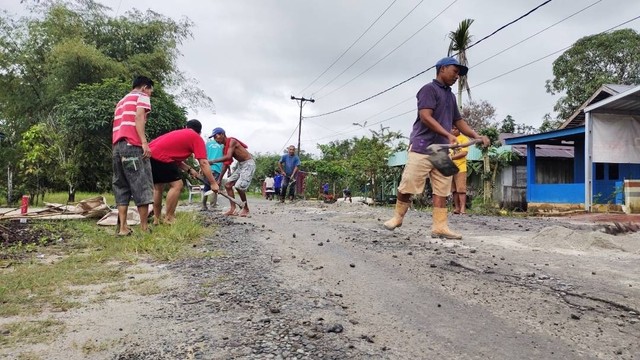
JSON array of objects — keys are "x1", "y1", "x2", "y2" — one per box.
[
  {"x1": 448, "y1": 18, "x2": 474, "y2": 110},
  {"x1": 538, "y1": 113, "x2": 563, "y2": 133},
  {"x1": 545, "y1": 29, "x2": 640, "y2": 120},
  {"x1": 500, "y1": 115, "x2": 516, "y2": 133},
  {"x1": 54, "y1": 79, "x2": 187, "y2": 200},
  {"x1": 0, "y1": 0, "x2": 209, "y2": 200},
  {"x1": 253, "y1": 152, "x2": 282, "y2": 186},
  {"x1": 17, "y1": 123, "x2": 59, "y2": 204}
]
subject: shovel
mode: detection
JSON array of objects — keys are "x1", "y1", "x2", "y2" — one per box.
[
  {"x1": 425, "y1": 139, "x2": 483, "y2": 177},
  {"x1": 195, "y1": 175, "x2": 245, "y2": 209}
]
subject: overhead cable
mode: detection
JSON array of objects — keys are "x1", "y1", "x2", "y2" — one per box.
[
  {"x1": 304, "y1": 109, "x2": 415, "y2": 142},
  {"x1": 297, "y1": 0, "x2": 398, "y2": 95},
  {"x1": 311, "y1": 0, "x2": 425, "y2": 97},
  {"x1": 472, "y1": 14, "x2": 640, "y2": 89},
  {"x1": 310, "y1": 13, "x2": 640, "y2": 144},
  {"x1": 306, "y1": 0, "x2": 554, "y2": 119},
  {"x1": 472, "y1": 0, "x2": 602, "y2": 70},
  {"x1": 280, "y1": 124, "x2": 299, "y2": 153},
  {"x1": 318, "y1": 0, "x2": 459, "y2": 100}
]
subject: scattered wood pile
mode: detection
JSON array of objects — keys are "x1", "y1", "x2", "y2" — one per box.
[{"x1": 0, "y1": 196, "x2": 110, "y2": 221}]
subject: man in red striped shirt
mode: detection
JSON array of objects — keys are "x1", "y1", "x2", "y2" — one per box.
[{"x1": 112, "y1": 76, "x2": 155, "y2": 236}]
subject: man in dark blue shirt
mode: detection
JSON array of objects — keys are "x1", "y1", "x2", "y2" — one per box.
[{"x1": 278, "y1": 145, "x2": 301, "y2": 202}]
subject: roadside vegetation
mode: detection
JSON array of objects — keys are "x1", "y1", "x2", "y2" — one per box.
[{"x1": 0, "y1": 205, "x2": 215, "y2": 348}]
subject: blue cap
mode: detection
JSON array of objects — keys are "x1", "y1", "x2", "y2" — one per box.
[
  {"x1": 435, "y1": 57, "x2": 468, "y2": 76},
  {"x1": 209, "y1": 127, "x2": 225, "y2": 138}
]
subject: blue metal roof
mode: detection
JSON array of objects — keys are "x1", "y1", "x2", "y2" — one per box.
[{"x1": 504, "y1": 126, "x2": 585, "y2": 145}]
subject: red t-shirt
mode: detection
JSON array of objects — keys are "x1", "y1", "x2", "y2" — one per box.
[
  {"x1": 149, "y1": 129, "x2": 207, "y2": 163},
  {"x1": 112, "y1": 90, "x2": 151, "y2": 146}
]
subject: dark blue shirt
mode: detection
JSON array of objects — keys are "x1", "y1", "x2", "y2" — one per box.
[
  {"x1": 274, "y1": 174, "x2": 283, "y2": 188},
  {"x1": 409, "y1": 79, "x2": 461, "y2": 154},
  {"x1": 279, "y1": 154, "x2": 301, "y2": 176}
]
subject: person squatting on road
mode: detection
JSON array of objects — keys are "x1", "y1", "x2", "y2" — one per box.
[
  {"x1": 111, "y1": 76, "x2": 155, "y2": 236},
  {"x1": 450, "y1": 125, "x2": 470, "y2": 215},
  {"x1": 278, "y1": 145, "x2": 301, "y2": 202},
  {"x1": 383, "y1": 57, "x2": 489, "y2": 239},
  {"x1": 148, "y1": 119, "x2": 219, "y2": 225},
  {"x1": 209, "y1": 128, "x2": 255, "y2": 217},
  {"x1": 202, "y1": 134, "x2": 224, "y2": 211}
]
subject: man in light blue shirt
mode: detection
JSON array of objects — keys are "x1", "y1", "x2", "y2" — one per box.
[
  {"x1": 278, "y1": 145, "x2": 301, "y2": 202},
  {"x1": 202, "y1": 137, "x2": 224, "y2": 210}
]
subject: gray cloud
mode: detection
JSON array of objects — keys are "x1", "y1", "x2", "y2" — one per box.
[{"x1": 7, "y1": 0, "x2": 640, "y2": 155}]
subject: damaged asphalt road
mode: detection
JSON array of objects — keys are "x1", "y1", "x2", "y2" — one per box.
[
  {"x1": 128, "y1": 198, "x2": 638, "y2": 359},
  {"x1": 6, "y1": 198, "x2": 638, "y2": 359}
]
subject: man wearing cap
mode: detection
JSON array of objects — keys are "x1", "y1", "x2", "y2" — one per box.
[
  {"x1": 383, "y1": 57, "x2": 489, "y2": 239},
  {"x1": 148, "y1": 119, "x2": 220, "y2": 225},
  {"x1": 209, "y1": 128, "x2": 255, "y2": 217}
]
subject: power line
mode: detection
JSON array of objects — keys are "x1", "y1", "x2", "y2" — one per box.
[
  {"x1": 317, "y1": 0, "x2": 459, "y2": 100},
  {"x1": 464, "y1": 0, "x2": 553, "y2": 53},
  {"x1": 304, "y1": 108, "x2": 415, "y2": 143},
  {"x1": 305, "y1": 96, "x2": 414, "y2": 139},
  {"x1": 306, "y1": 0, "x2": 554, "y2": 119},
  {"x1": 311, "y1": 0, "x2": 426, "y2": 97},
  {"x1": 308, "y1": 13, "x2": 640, "y2": 146},
  {"x1": 280, "y1": 124, "x2": 299, "y2": 153},
  {"x1": 472, "y1": 0, "x2": 602, "y2": 70},
  {"x1": 297, "y1": 0, "x2": 398, "y2": 95},
  {"x1": 472, "y1": 14, "x2": 640, "y2": 90}
]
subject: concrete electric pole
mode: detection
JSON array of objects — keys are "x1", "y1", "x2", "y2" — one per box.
[{"x1": 290, "y1": 95, "x2": 315, "y2": 156}]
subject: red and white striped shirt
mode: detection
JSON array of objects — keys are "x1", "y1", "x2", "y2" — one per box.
[{"x1": 112, "y1": 90, "x2": 151, "y2": 146}]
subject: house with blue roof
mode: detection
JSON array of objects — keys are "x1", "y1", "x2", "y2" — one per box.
[{"x1": 505, "y1": 84, "x2": 640, "y2": 213}]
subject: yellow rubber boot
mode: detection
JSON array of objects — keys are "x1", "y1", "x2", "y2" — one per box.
[
  {"x1": 431, "y1": 207, "x2": 462, "y2": 239},
  {"x1": 383, "y1": 200, "x2": 410, "y2": 230}
]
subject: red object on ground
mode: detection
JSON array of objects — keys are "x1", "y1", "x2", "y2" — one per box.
[{"x1": 20, "y1": 195, "x2": 29, "y2": 214}]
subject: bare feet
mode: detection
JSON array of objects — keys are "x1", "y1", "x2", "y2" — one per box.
[
  {"x1": 223, "y1": 208, "x2": 237, "y2": 216},
  {"x1": 153, "y1": 217, "x2": 161, "y2": 226},
  {"x1": 117, "y1": 227, "x2": 133, "y2": 236},
  {"x1": 163, "y1": 216, "x2": 176, "y2": 225},
  {"x1": 238, "y1": 209, "x2": 249, "y2": 217}
]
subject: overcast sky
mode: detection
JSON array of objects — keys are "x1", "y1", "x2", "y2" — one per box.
[{"x1": 7, "y1": 0, "x2": 640, "y2": 155}]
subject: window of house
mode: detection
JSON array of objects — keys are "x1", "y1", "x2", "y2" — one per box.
[
  {"x1": 608, "y1": 163, "x2": 619, "y2": 180},
  {"x1": 595, "y1": 163, "x2": 604, "y2": 180}
]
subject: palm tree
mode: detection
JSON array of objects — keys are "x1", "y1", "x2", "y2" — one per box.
[{"x1": 448, "y1": 18, "x2": 474, "y2": 111}]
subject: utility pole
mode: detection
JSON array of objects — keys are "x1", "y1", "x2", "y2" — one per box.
[{"x1": 290, "y1": 95, "x2": 315, "y2": 156}]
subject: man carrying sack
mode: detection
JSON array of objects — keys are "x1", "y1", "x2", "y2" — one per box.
[{"x1": 383, "y1": 57, "x2": 489, "y2": 239}]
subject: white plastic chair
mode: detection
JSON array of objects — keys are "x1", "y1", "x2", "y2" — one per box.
[{"x1": 185, "y1": 179, "x2": 203, "y2": 203}]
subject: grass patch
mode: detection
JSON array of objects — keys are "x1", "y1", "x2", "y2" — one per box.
[
  {"x1": 0, "y1": 211, "x2": 213, "y2": 318},
  {"x1": 129, "y1": 278, "x2": 165, "y2": 296},
  {"x1": 78, "y1": 338, "x2": 119, "y2": 355},
  {"x1": 15, "y1": 352, "x2": 42, "y2": 360},
  {"x1": 0, "y1": 318, "x2": 65, "y2": 347}
]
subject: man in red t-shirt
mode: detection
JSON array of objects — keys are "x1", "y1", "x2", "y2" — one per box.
[
  {"x1": 149, "y1": 119, "x2": 219, "y2": 225},
  {"x1": 112, "y1": 76, "x2": 154, "y2": 236}
]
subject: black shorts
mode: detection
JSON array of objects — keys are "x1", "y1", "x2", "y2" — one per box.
[{"x1": 150, "y1": 158, "x2": 182, "y2": 184}]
